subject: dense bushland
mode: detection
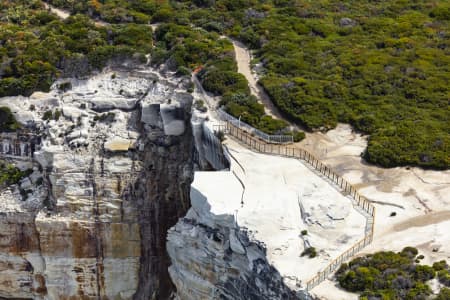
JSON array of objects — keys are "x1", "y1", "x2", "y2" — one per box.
[
  {"x1": 4, "y1": 0, "x2": 449, "y2": 167},
  {"x1": 337, "y1": 247, "x2": 450, "y2": 299},
  {"x1": 45, "y1": 0, "x2": 174, "y2": 24},
  {"x1": 3, "y1": 0, "x2": 291, "y2": 138},
  {"x1": 172, "y1": 0, "x2": 450, "y2": 169},
  {"x1": 0, "y1": 1, "x2": 152, "y2": 97}
]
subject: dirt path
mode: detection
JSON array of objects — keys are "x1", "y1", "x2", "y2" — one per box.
[
  {"x1": 232, "y1": 40, "x2": 295, "y2": 125},
  {"x1": 43, "y1": 2, "x2": 108, "y2": 27}
]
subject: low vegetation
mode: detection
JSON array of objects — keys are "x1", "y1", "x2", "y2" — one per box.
[
  {"x1": 337, "y1": 247, "x2": 450, "y2": 299},
  {"x1": 233, "y1": 0, "x2": 449, "y2": 169},
  {"x1": 0, "y1": 1, "x2": 152, "y2": 97},
  {"x1": 0, "y1": 161, "x2": 29, "y2": 187},
  {"x1": 0, "y1": 107, "x2": 20, "y2": 132},
  {"x1": 301, "y1": 246, "x2": 317, "y2": 258},
  {"x1": 168, "y1": 0, "x2": 449, "y2": 169},
  {"x1": 3, "y1": 0, "x2": 448, "y2": 168},
  {"x1": 152, "y1": 23, "x2": 291, "y2": 136},
  {"x1": 45, "y1": 0, "x2": 173, "y2": 24}
]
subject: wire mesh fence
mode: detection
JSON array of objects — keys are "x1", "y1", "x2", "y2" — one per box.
[{"x1": 224, "y1": 121, "x2": 376, "y2": 291}]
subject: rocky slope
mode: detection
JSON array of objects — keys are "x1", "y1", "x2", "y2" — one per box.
[{"x1": 0, "y1": 65, "x2": 194, "y2": 299}]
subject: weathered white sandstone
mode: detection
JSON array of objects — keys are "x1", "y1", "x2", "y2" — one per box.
[
  {"x1": 0, "y1": 66, "x2": 194, "y2": 299},
  {"x1": 167, "y1": 130, "x2": 366, "y2": 299}
]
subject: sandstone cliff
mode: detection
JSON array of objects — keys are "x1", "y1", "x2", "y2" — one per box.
[
  {"x1": 0, "y1": 66, "x2": 194, "y2": 299},
  {"x1": 0, "y1": 65, "x2": 307, "y2": 300}
]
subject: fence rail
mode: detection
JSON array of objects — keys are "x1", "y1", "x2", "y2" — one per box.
[
  {"x1": 217, "y1": 109, "x2": 294, "y2": 144},
  {"x1": 223, "y1": 121, "x2": 375, "y2": 291}
]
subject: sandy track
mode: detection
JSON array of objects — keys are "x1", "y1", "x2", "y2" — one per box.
[
  {"x1": 232, "y1": 40, "x2": 296, "y2": 126},
  {"x1": 43, "y1": 2, "x2": 108, "y2": 27}
]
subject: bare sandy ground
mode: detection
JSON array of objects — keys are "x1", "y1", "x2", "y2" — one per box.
[
  {"x1": 232, "y1": 40, "x2": 293, "y2": 124},
  {"x1": 305, "y1": 125, "x2": 450, "y2": 299},
  {"x1": 43, "y1": 2, "x2": 70, "y2": 19}
]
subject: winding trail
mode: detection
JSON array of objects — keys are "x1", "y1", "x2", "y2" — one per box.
[{"x1": 232, "y1": 40, "x2": 289, "y2": 123}]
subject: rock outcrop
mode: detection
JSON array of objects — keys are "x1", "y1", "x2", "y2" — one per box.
[
  {"x1": 1, "y1": 63, "x2": 312, "y2": 300},
  {"x1": 0, "y1": 66, "x2": 194, "y2": 299},
  {"x1": 131, "y1": 84, "x2": 194, "y2": 299},
  {"x1": 167, "y1": 186, "x2": 304, "y2": 300}
]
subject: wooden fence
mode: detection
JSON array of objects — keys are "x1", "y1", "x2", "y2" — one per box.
[
  {"x1": 223, "y1": 121, "x2": 376, "y2": 291},
  {"x1": 218, "y1": 109, "x2": 294, "y2": 144}
]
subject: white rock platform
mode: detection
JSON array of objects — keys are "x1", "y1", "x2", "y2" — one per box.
[{"x1": 189, "y1": 137, "x2": 366, "y2": 289}]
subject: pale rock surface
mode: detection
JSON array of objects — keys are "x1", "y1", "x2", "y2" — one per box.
[
  {"x1": 167, "y1": 135, "x2": 367, "y2": 299},
  {"x1": 0, "y1": 66, "x2": 193, "y2": 299}
]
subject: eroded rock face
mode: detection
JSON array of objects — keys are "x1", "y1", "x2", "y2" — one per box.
[
  {"x1": 1, "y1": 64, "x2": 308, "y2": 300},
  {"x1": 167, "y1": 187, "x2": 305, "y2": 300},
  {"x1": 0, "y1": 66, "x2": 194, "y2": 299},
  {"x1": 132, "y1": 86, "x2": 194, "y2": 299}
]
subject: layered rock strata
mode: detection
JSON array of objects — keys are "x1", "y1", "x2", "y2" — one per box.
[{"x1": 0, "y1": 67, "x2": 194, "y2": 299}]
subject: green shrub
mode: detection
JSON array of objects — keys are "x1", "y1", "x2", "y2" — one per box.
[
  {"x1": 0, "y1": 2, "x2": 152, "y2": 98},
  {"x1": 301, "y1": 247, "x2": 317, "y2": 258},
  {"x1": 290, "y1": 130, "x2": 306, "y2": 142},
  {"x1": 94, "y1": 112, "x2": 115, "y2": 123},
  {"x1": 201, "y1": 70, "x2": 249, "y2": 96},
  {"x1": 436, "y1": 288, "x2": 450, "y2": 300},
  {"x1": 57, "y1": 82, "x2": 72, "y2": 92},
  {"x1": 42, "y1": 110, "x2": 53, "y2": 121},
  {"x1": 401, "y1": 246, "x2": 419, "y2": 257},
  {"x1": 438, "y1": 269, "x2": 450, "y2": 286},
  {"x1": 176, "y1": 66, "x2": 191, "y2": 76},
  {"x1": 0, "y1": 162, "x2": 29, "y2": 187},
  {"x1": 337, "y1": 248, "x2": 442, "y2": 298},
  {"x1": 433, "y1": 260, "x2": 448, "y2": 271},
  {"x1": 0, "y1": 107, "x2": 20, "y2": 132}
]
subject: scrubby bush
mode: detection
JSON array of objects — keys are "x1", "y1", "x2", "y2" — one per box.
[
  {"x1": 214, "y1": 130, "x2": 225, "y2": 142},
  {"x1": 7, "y1": 0, "x2": 448, "y2": 169},
  {"x1": 289, "y1": 130, "x2": 306, "y2": 142},
  {"x1": 174, "y1": 0, "x2": 450, "y2": 169},
  {"x1": 0, "y1": 107, "x2": 20, "y2": 132},
  {"x1": 436, "y1": 288, "x2": 450, "y2": 300},
  {"x1": 194, "y1": 100, "x2": 207, "y2": 113},
  {"x1": 438, "y1": 269, "x2": 450, "y2": 287},
  {"x1": 0, "y1": 162, "x2": 28, "y2": 187},
  {"x1": 57, "y1": 82, "x2": 72, "y2": 92},
  {"x1": 301, "y1": 247, "x2": 317, "y2": 258},
  {"x1": 336, "y1": 249, "x2": 449, "y2": 299},
  {"x1": 402, "y1": 246, "x2": 419, "y2": 257},
  {"x1": 201, "y1": 70, "x2": 249, "y2": 96},
  {"x1": 433, "y1": 260, "x2": 449, "y2": 271},
  {"x1": 42, "y1": 110, "x2": 53, "y2": 121},
  {"x1": 0, "y1": 2, "x2": 152, "y2": 97}
]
